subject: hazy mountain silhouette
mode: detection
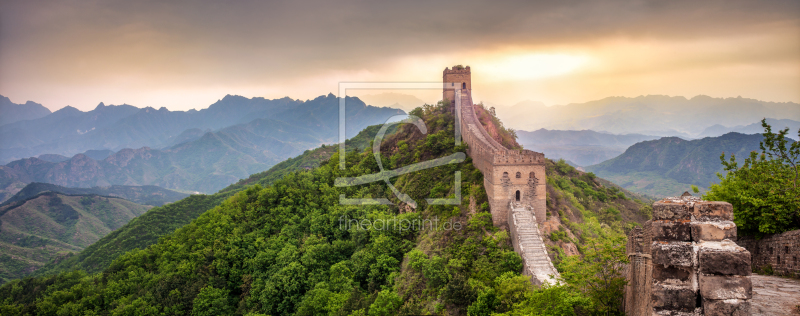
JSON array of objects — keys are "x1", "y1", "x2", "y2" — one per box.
[
  {"x1": 0, "y1": 94, "x2": 403, "y2": 196},
  {"x1": 698, "y1": 118, "x2": 800, "y2": 139},
  {"x1": 494, "y1": 95, "x2": 799, "y2": 137},
  {"x1": 516, "y1": 129, "x2": 659, "y2": 166},
  {"x1": 0, "y1": 95, "x2": 52, "y2": 127},
  {"x1": 0, "y1": 94, "x2": 401, "y2": 163},
  {"x1": 585, "y1": 132, "x2": 767, "y2": 196}
]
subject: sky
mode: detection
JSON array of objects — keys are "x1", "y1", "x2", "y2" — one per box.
[{"x1": 1, "y1": 0, "x2": 799, "y2": 112}]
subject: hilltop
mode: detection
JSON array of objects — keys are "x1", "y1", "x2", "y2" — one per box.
[
  {"x1": 2, "y1": 182, "x2": 188, "y2": 207},
  {"x1": 0, "y1": 193, "x2": 150, "y2": 284},
  {"x1": 586, "y1": 132, "x2": 766, "y2": 197}
]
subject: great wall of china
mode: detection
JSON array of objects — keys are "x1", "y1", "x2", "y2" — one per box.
[
  {"x1": 442, "y1": 66, "x2": 771, "y2": 315},
  {"x1": 443, "y1": 66, "x2": 560, "y2": 285}
]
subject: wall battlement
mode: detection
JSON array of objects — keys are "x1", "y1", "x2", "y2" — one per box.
[
  {"x1": 447, "y1": 66, "x2": 556, "y2": 285},
  {"x1": 625, "y1": 196, "x2": 753, "y2": 316}
]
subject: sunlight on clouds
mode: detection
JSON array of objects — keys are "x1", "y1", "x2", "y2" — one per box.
[{"x1": 480, "y1": 53, "x2": 590, "y2": 81}]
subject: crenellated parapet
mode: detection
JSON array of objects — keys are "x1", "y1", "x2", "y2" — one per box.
[
  {"x1": 446, "y1": 66, "x2": 552, "y2": 285},
  {"x1": 451, "y1": 69, "x2": 547, "y2": 228}
]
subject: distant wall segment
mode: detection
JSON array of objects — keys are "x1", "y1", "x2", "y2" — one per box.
[
  {"x1": 447, "y1": 65, "x2": 546, "y2": 227},
  {"x1": 737, "y1": 229, "x2": 800, "y2": 276}
]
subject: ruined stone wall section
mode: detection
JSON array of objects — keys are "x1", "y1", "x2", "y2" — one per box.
[
  {"x1": 458, "y1": 89, "x2": 547, "y2": 226},
  {"x1": 737, "y1": 229, "x2": 800, "y2": 276},
  {"x1": 626, "y1": 197, "x2": 753, "y2": 316}
]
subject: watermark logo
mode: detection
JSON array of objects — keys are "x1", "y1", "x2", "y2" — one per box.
[
  {"x1": 334, "y1": 82, "x2": 466, "y2": 207},
  {"x1": 338, "y1": 215, "x2": 462, "y2": 231}
]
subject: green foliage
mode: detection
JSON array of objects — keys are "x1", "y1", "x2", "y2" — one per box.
[
  {"x1": 0, "y1": 193, "x2": 150, "y2": 284},
  {"x1": 0, "y1": 99, "x2": 524, "y2": 315},
  {"x1": 704, "y1": 119, "x2": 800, "y2": 236},
  {"x1": 558, "y1": 223, "x2": 627, "y2": 316},
  {"x1": 193, "y1": 286, "x2": 235, "y2": 316}
]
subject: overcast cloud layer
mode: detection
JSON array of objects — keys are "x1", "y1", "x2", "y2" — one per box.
[{"x1": 1, "y1": 0, "x2": 798, "y2": 111}]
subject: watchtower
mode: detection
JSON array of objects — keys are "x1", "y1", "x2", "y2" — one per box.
[{"x1": 443, "y1": 65, "x2": 471, "y2": 104}]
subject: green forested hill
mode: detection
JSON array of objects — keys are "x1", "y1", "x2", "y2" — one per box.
[
  {"x1": 0, "y1": 193, "x2": 150, "y2": 284},
  {"x1": 2, "y1": 183, "x2": 188, "y2": 207},
  {"x1": 28, "y1": 125, "x2": 385, "y2": 280},
  {"x1": 0, "y1": 103, "x2": 649, "y2": 315},
  {"x1": 586, "y1": 132, "x2": 765, "y2": 197}
]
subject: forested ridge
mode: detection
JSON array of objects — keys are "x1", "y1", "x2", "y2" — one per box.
[{"x1": 1, "y1": 102, "x2": 648, "y2": 315}]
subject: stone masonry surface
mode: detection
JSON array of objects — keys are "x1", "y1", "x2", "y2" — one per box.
[
  {"x1": 737, "y1": 229, "x2": 800, "y2": 277},
  {"x1": 444, "y1": 66, "x2": 557, "y2": 285},
  {"x1": 625, "y1": 195, "x2": 753, "y2": 315},
  {"x1": 750, "y1": 274, "x2": 800, "y2": 316}
]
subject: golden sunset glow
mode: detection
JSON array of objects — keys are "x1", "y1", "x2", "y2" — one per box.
[{"x1": 1, "y1": 1, "x2": 798, "y2": 111}]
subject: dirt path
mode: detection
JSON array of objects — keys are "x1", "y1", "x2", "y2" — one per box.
[{"x1": 751, "y1": 274, "x2": 800, "y2": 316}]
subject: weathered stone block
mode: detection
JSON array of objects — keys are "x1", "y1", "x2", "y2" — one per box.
[
  {"x1": 703, "y1": 298, "x2": 750, "y2": 316},
  {"x1": 653, "y1": 201, "x2": 692, "y2": 221},
  {"x1": 699, "y1": 275, "x2": 752, "y2": 300},
  {"x1": 652, "y1": 242, "x2": 694, "y2": 268},
  {"x1": 692, "y1": 201, "x2": 733, "y2": 221},
  {"x1": 653, "y1": 220, "x2": 692, "y2": 241},
  {"x1": 698, "y1": 241, "x2": 751, "y2": 276},
  {"x1": 652, "y1": 283, "x2": 697, "y2": 312},
  {"x1": 653, "y1": 264, "x2": 692, "y2": 283},
  {"x1": 691, "y1": 221, "x2": 736, "y2": 242},
  {"x1": 653, "y1": 310, "x2": 702, "y2": 316}
]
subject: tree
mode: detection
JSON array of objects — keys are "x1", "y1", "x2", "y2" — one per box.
[
  {"x1": 559, "y1": 233, "x2": 627, "y2": 316},
  {"x1": 192, "y1": 286, "x2": 234, "y2": 316},
  {"x1": 704, "y1": 119, "x2": 800, "y2": 236}
]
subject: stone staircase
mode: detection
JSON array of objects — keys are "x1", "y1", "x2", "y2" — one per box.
[{"x1": 509, "y1": 202, "x2": 561, "y2": 285}]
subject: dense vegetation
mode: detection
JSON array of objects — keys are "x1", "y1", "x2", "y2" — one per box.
[
  {"x1": 704, "y1": 119, "x2": 800, "y2": 236},
  {"x1": 586, "y1": 132, "x2": 764, "y2": 197},
  {"x1": 0, "y1": 102, "x2": 645, "y2": 315},
  {"x1": 472, "y1": 103, "x2": 521, "y2": 150},
  {"x1": 28, "y1": 126, "x2": 384, "y2": 281},
  {"x1": 2, "y1": 183, "x2": 188, "y2": 207},
  {"x1": 0, "y1": 193, "x2": 150, "y2": 284}
]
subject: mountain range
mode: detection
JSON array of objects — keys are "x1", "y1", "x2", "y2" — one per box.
[
  {"x1": 0, "y1": 94, "x2": 403, "y2": 197},
  {"x1": 0, "y1": 96, "x2": 51, "y2": 127},
  {"x1": 516, "y1": 129, "x2": 659, "y2": 166},
  {"x1": 585, "y1": 132, "x2": 766, "y2": 197},
  {"x1": 698, "y1": 118, "x2": 800, "y2": 139},
  {"x1": 2, "y1": 182, "x2": 188, "y2": 207},
  {"x1": 0, "y1": 93, "x2": 403, "y2": 163},
  {"x1": 493, "y1": 95, "x2": 800, "y2": 137}
]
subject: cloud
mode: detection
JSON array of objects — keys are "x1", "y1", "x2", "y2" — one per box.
[{"x1": 1, "y1": 0, "x2": 798, "y2": 110}]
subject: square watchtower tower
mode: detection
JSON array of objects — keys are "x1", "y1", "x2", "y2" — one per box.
[{"x1": 443, "y1": 65, "x2": 471, "y2": 104}]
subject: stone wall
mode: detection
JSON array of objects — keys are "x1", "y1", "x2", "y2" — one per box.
[
  {"x1": 457, "y1": 89, "x2": 546, "y2": 227},
  {"x1": 443, "y1": 66, "x2": 472, "y2": 102},
  {"x1": 625, "y1": 196, "x2": 753, "y2": 316},
  {"x1": 737, "y1": 229, "x2": 800, "y2": 276}
]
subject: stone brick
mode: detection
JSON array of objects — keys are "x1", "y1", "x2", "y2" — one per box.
[
  {"x1": 653, "y1": 201, "x2": 692, "y2": 221},
  {"x1": 698, "y1": 241, "x2": 751, "y2": 276},
  {"x1": 703, "y1": 298, "x2": 750, "y2": 316},
  {"x1": 699, "y1": 275, "x2": 752, "y2": 300},
  {"x1": 652, "y1": 242, "x2": 694, "y2": 268},
  {"x1": 691, "y1": 221, "x2": 736, "y2": 242},
  {"x1": 653, "y1": 220, "x2": 692, "y2": 241},
  {"x1": 653, "y1": 264, "x2": 692, "y2": 283},
  {"x1": 652, "y1": 283, "x2": 697, "y2": 312},
  {"x1": 692, "y1": 201, "x2": 733, "y2": 221}
]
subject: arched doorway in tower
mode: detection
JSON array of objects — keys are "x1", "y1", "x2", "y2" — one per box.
[
  {"x1": 515, "y1": 190, "x2": 520, "y2": 201},
  {"x1": 462, "y1": 82, "x2": 466, "y2": 89}
]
